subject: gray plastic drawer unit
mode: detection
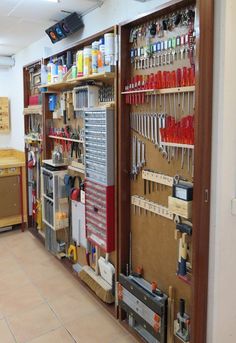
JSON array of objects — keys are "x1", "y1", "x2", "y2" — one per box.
[{"x1": 84, "y1": 107, "x2": 114, "y2": 186}]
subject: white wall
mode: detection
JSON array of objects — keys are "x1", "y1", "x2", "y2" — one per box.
[
  {"x1": 1, "y1": 0, "x2": 236, "y2": 342},
  {"x1": 7, "y1": 0, "x2": 167, "y2": 152},
  {"x1": 207, "y1": 0, "x2": 236, "y2": 342},
  {"x1": 0, "y1": 68, "x2": 12, "y2": 148}
]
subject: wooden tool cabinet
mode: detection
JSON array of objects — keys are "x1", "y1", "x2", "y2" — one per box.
[
  {"x1": 0, "y1": 149, "x2": 27, "y2": 229},
  {"x1": 22, "y1": 1, "x2": 213, "y2": 341},
  {"x1": 118, "y1": 1, "x2": 213, "y2": 343}
]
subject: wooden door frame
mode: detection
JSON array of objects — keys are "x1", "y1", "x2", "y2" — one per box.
[{"x1": 117, "y1": 1, "x2": 214, "y2": 342}]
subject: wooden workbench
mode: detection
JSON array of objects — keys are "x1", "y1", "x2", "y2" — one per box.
[{"x1": 0, "y1": 149, "x2": 27, "y2": 228}]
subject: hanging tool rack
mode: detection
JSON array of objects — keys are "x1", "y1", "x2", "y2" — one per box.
[
  {"x1": 118, "y1": 0, "x2": 213, "y2": 342},
  {"x1": 23, "y1": 60, "x2": 44, "y2": 229},
  {"x1": 23, "y1": 26, "x2": 119, "y2": 317}
]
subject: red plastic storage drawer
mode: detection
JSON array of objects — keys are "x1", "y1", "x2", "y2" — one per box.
[{"x1": 85, "y1": 179, "x2": 115, "y2": 253}]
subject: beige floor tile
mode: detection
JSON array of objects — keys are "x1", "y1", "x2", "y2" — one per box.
[
  {"x1": 0, "y1": 255, "x2": 21, "y2": 277},
  {"x1": 112, "y1": 333, "x2": 138, "y2": 343},
  {"x1": 0, "y1": 282, "x2": 45, "y2": 317},
  {"x1": 48, "y1": 286, "x2": 100, "y2": 323},
  {"x1": 0, "y1": 269, "x2": 30, "y2": 296},
  {"x1": 22, "y1": 258, "x2": 66, "y2": 283},
  {"x1": 12, "y1": 240, "x2": 51, "y2": 263},
  {"x1": 34, "y1": 272, "x2": 80, "y2": 301},
  {"x1": 8, "y1": 303, "x2": 61, "y2": 343},
  {"x1": 27, "y1": 327, "x2": 75, "y2": 343},
  {"x1": 0, "y1": 319, "x2": 15, "y2": 343},
  {"x1": 65, "y1": 310, "x2": 127, "y2": 343}
]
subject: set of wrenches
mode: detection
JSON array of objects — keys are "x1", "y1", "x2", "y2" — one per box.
[
  {"x1": 130, "y1": 112, "x2": 194, "y2": 175},
  {"x1": 131, "y1": 111, "x2": 167, "y2": 156},
  {"x1": 131, "y1": 135, "x2": 146, "y2": 179}
]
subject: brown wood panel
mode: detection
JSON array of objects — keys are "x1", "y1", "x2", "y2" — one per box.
[{"x1": 0, "y1": 176, "x2": 21, "y2": 218}]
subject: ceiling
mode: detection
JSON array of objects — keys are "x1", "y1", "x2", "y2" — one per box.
[{"x1": 0, "y1": 0, "x2": 103, "y2": 56}]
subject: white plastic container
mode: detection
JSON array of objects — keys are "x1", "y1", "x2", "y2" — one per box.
[
  {"x1": 104, "y1": 33, "x2": 114, "y2": 55},
  {"x1": 104, "y1": 33, "x2": 115, "y2": 66}
]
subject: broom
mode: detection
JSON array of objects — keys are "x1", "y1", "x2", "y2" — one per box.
[{"x1": 79, "y1": 245, "x2": 114, "y2": 304}]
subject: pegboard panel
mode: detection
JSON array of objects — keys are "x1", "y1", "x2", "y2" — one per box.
[{"x1": 118, "y1": 1, "x2": 198, "y2": 342}]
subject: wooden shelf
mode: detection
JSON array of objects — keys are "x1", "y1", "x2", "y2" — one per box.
[
  {"x1": 39, "y1": 72, "x2": 115, "y2": 91},
  {"x1": 23, "y1": 105, "x2": 42, "y2": 115},
  {"x1": 98, "y1": 101, "x2": 115, "y2": 107},
  {"x1": 121, "y1": 86, "x2": 195, "y2": 95},
  {"x1": 68, "y1": 165, "x2": 85, "y2": 174},
  {"x1": 48, "y1": 135, "x2": 84, "y2": 144},
  {"x1": 68, "y1": 71, "x2": 115, "y2": 84},
  {"x1": 24, "y1": 136, "x2": 42, "y2": 142},
  {"x1": 160, "y1": 142, "x2": 194, "y2": 149},
  {"x1": 39, "y1": 81, "x2": 70, "y2": 91}
]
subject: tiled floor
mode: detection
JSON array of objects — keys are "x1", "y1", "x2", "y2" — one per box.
[{"x1": 0, "y1": 230, "x2": 137, "y2": 343}]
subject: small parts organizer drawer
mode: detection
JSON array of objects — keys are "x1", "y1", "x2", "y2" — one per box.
[
  {"x1": 84, "y1": 107, "x2": 114, "y2": 186},
  {"x1": 85, "y1": 179, "x2": 115, "y2": 252}
]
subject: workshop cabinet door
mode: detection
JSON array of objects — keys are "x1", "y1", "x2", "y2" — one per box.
[{"x1": 0, "y1": 176, "x2": 21, "y2": 218}]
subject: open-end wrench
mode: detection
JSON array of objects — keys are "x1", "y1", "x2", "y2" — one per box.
[
  {"x1": 132, "y1": 136, "x2": 137, "y2": 178},
  {"x1": 181, "y1": 148, "x2": 186, "y2": 169},
  {"x1": 141, "y1": 114, "x2": 144, "y2": 137},
  {"x1": 154, "y1": 114, "x2": 159, "y2": 148},
  {"x1": 137, "y1": 139, "x2": 141, "y2": 172},
  {"x1": 144, "y1": 115, "x2": 147, "y2": 139},
  {"x1": 141, "y1": 142, "x2": 146, "y2": 166},
  {"x1": 191, "y1": 149, "x2": 194, "y2": 178},
  {"x1": 150, "y1": 114, "x2": 154, "y2": 143}
]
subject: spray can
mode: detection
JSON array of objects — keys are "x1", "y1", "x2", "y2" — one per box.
[{"x1": 83, "y1": 46, "x2": 92, "y2": 76}]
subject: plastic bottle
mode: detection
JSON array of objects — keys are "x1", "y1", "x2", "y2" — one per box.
[
  {"x1": 58, "y1": 59, "x2": 63, "y2": 82},
  {"x1": 53, "y1": 61, "x2": 58, "y2": 83},
  {"x1": 83, "y1": 46, "x2": 92, "y2": 76},
  {"x1": 41, "y1": 64, "x2": 48, "y2": 85},
  {"x1": 71, "y1": 63, "x2": 77, "y2": 79},
  {"x1": 92, "y1": 41, "x2": 99, "y2": 74},
  {"x1": 98, "y1": 44, "x2": 105, "y2": 69},
  {"x1": 76, "y1": 50, "x2": 83, "y2": 77},
  {"x1": 47, "y1": 57, "x2": 56, "y2": 84}
]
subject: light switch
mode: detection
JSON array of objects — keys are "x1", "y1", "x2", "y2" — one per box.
[{"x1": 231, "y1": 198, "x2": 236, "y2": 216}]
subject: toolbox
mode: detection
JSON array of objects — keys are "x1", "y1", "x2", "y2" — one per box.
[
  {"x1": 118, "y1": 274, "x2": 168, "y2": 343},
  {"x1": 84, "y1": 107, "x2": 114, "y2": 186},
  {"x1": 85, "y1": 179, "x2": 115, "y2": 252}
]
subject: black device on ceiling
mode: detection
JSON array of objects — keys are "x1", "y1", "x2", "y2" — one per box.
[{"x1": 45, "y1": 12, "x2": 84, "y2": 44}]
